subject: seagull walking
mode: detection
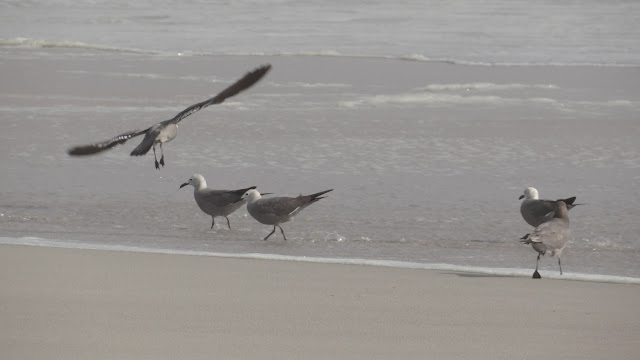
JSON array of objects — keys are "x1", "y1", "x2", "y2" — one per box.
[
  {"x1": 520, "y1": 200, "x2": 571, "y2": 279},
  {"x1": 68, "y1": 64, "x2": 271, "y2": 169},
  {"x1": 180, "y1": 174, "x2": 256, "y2": 229},
  {"x1": 241, "y1": 189, "x2": 333, "y2": 240}
]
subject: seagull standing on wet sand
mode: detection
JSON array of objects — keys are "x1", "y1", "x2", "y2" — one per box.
[
  {"x1": 241, "y1": 188, "x2": 333, "y2": 241},
  {"x1": 180, "y1": 174, "x2": 257, "y2": 230},
  {"x1": 68, "y1": 64, "x2": 271, "y2": 169},
  {"x1": 520, "y1": 199, "x2": 571, "y2": 279}
]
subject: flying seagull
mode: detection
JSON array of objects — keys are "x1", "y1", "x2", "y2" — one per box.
[
  {"x1": 68, "y1": 64, "x2": 271, "y2": 169},
  {"x1": 241, "y1": 188, "x2": 333, "y2": 240},
  {"x1": 520, "y1": 199, "x2": 571, "y2": 279},
  {"x1": 179, "y1": 174, "x2": 257, "y2": 230}
]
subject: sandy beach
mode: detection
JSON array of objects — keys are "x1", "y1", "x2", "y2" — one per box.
[{"x1": 1, "y1": 244, "x2": 638, "y2": 359}]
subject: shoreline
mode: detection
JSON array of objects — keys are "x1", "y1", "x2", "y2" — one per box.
[
  {"x1": 2, "y1": 244, "x2": 639, "y2": 359},
  {"x1": 2, "y1": 238, "x2": 639, "y2": 285}
]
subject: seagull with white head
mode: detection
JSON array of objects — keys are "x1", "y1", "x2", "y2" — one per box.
[
  {"x1": 180, "y1": 174, "x2": 256, "y2": 229},
  {"x1": 519, "y1": 186, "x2": 580, "y2": 239},
  {"x1": 241, "y1": 188, "x2": 333, "y2": 240}
]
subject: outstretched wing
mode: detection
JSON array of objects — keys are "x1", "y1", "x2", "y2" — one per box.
[
  {"x1": 167, "y1": 64, "x2": 271, "y2": 125},
  {"x1": 67, "y1": 128, "x2": 148, "y2": 156},
  {"x1": 68, "y1": 64, "x2": 270, "y2": 157}
]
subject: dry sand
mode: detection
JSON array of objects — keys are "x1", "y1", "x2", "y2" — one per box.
[{"x1": 1, "y1": 244, "x2": 638, "y2": 359}]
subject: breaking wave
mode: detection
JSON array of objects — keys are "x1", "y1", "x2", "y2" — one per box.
[{"x1": 3, "y1": 37, "x2": 639, "y2": 67}]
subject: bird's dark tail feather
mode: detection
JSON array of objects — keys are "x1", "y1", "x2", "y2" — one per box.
[
  {"x1": 559, "y1": 196, "x2": 577, "y2": 205},
  {"x1": 306, "y1": 189, "x2": 333, "y2": 203},
  {"x1": 557, "y1": 196, "x2": 587, "y2": 210}
]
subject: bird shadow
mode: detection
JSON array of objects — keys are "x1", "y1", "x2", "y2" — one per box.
[{"x1": 444, "y1": 272, "x2": 521, "y2": 279}]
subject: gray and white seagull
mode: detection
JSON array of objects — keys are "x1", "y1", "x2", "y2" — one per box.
[
  {"x1": 241, "y1": 188, "x2": 333, "y2": 240},
  {"x1": 520, "y1": 199, "x2": 571, "y2": 279},
  {"x1": 180, "y1": 174, "x2": 257, "y2": 230},
  {"x1": 519, "y1": 186, "x2": 579, "y2": 228},
  {"x1": 68, "y1": 64, "x2": 271, "y2": 169},
  {"x1": 518, "y1": 186, "x2": 580, "y2": 239}
]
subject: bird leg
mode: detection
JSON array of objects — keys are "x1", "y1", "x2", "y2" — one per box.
[
  {"x1": 152, "y1": 146, "x2": 160, "y2": 169},
  {"x1": 532, "y1": 253, "x2": 542, "y2": 279},
  {"x1": 210, "y1": 216, "x2": 215, "y2": 229},
  {"x1": 278, "y1": 225, "x2": 287, "y2": 241},
  {"x1": 225, "y1": 216, "x2": 231, "y2": 229},
  {"x1": 264, "y1": 226, "x2": 277, "y2": 240},
  {"x1": 558, "y1": 257, "x2": 563, "y2": 275},
  {"x1": 159, "y1": 143, "x2": 165, "y2": 167}
]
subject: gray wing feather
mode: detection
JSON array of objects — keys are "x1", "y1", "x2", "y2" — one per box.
[
  {"x1": 68, "y1": 64, "x2": 270, "y2": 157},
  {"x1": 199, "y1": 186, "x2": 257, "y2": 208},
  {"x1": 255, "y1": 197, "x2": 303, "y2": 217},
  {"x1": 259, "y1": 190, "x2": 332, "y2": 216},
  {"x1": 198, "y1": 190, "x2": 239, "y2": 208},
  {"x1": 130, "y1": 125, "x2": 162, "y2": 156},
  {"x1": 67, "y1": 128, "x2": 147, "y2": 156},
  {"x1": 521, "y1": 199, "x2": 556, "y2": 227},
  {"x1": 529, "y1": 219, "x2": 570, "y2": 249},
  {"x1": 168, "y1": 64, "x2": 271, "y2": 125}
]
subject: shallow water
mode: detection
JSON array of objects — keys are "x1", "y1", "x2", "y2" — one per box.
[
  {"x1": 1, "y1": 50, "x2": 639, "y2": 279},
  {"x1": 1, "y1": 1, "x2": 640, "y2": 280}
]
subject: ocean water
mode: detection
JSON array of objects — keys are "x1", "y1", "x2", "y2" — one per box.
[
  {"x1": 1, "y1": 0, "x2": 639, "y2": 282},
  {"x1": 2, "y1": 0, "x2": 640, "y2": 65}
]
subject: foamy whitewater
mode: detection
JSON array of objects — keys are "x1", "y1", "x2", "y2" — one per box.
[{"x1": 1, "y1": 0, "x2": 639, "y2": 283}]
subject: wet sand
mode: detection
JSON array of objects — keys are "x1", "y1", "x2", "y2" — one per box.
[{"x1": 1, "y1": 244, "x2": 638, "y2": 359}]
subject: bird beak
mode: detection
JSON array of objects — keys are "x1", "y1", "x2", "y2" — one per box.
[
  {"x1": 179, "y1": 183, "x2": 188, "y2": 189},
  {"x1": 518, "y1": 195, "x2": 524, "y2": 200}
]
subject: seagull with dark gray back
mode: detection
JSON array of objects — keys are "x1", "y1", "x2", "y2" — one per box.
[
  {"x1": 180, "y1": 174, "x2": 258, "y2": 230},
  {"x1": 68, "y1": 64, "x2": 271, "y2": 169},
  {"x1": 519, "y1": 186, "x2": 580, "y2": 239}
]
